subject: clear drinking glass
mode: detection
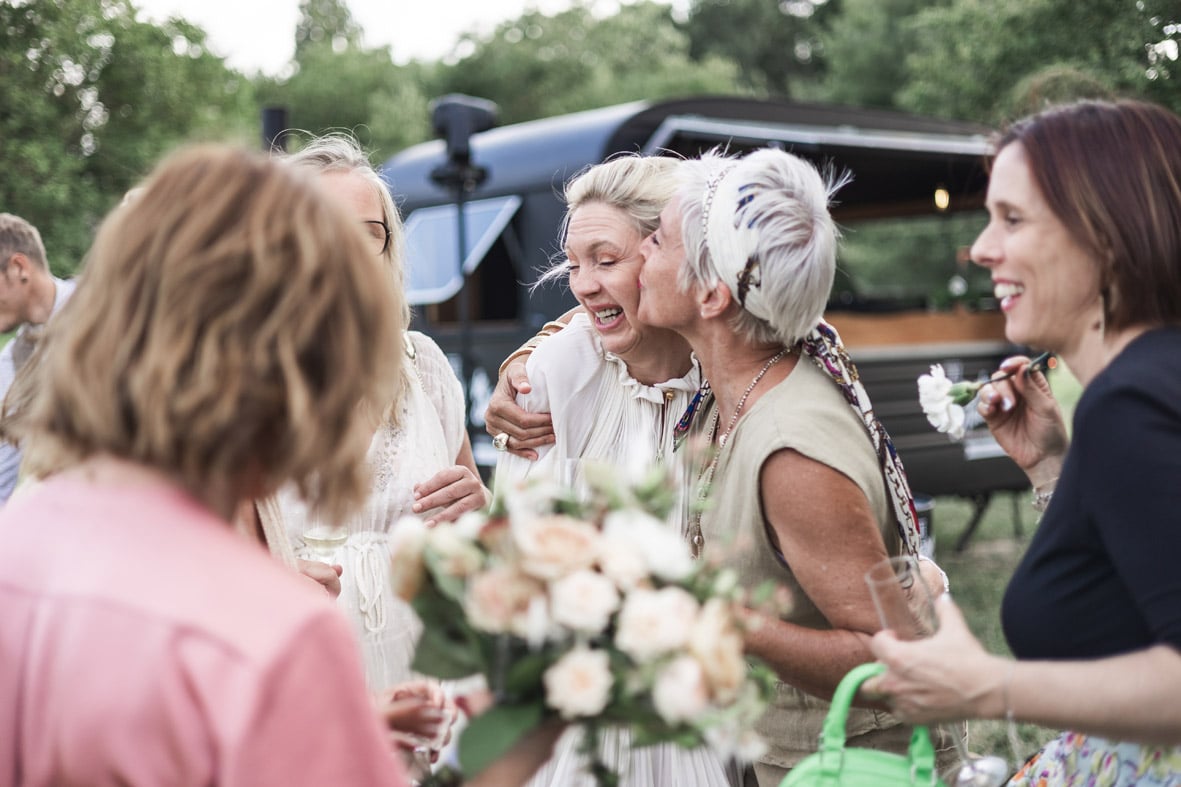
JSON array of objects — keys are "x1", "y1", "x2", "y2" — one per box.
[
  {"x1": 301, "y1": 523, "x2": 348, "y2": 564},
  {"x1": 865, "y1": 556, "x2": 1010, "y2": 787}
]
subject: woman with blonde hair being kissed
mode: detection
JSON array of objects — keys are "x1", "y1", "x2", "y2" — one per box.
[{"x1": 495, "y1": 154, "x2": 745, "y2": 786}]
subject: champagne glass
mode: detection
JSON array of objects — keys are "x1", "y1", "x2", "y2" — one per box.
[
  {"x1": 865, "y1": 556, "x2": 1010, "y2": 787},
  {"x1": 302, "y1": 523, "x2": 348, "y2": 564}
]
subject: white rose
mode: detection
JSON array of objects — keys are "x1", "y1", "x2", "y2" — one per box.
[
  {"x1": 652, "y1": 655, "x2": 709, "y2": 724},
  {"x1": 388, "y1": 516, "x2": 429, "y2": 601},
  {"x1": 543, "y1": 647, "x2": 614, "y2": 719},
  {"x1": 688, "y1": 599, "x2": 747, "y2": 702},
  {"x1": 465, "y1": 566, "x2": 544, "y2": 634},
  {"x1": 425, "y1": 524, "x2": 484, "y2": 578},
  {"x1": 454, "y1": 510, "x2": 489, "y2": 541},
  {"x1": 550, "y1": 570, "x2": 620, "y2": 635},
  {"x1": 520, "y1": 594, "x2": 553, "y2": 650},
  {"x1": 513, "y1": 514, "x2": 600, "y2": 581},
  {"x1": 602, "y1": 509, "x2": 693, "y2": 582},
  {"x1": 706, "y1": 722, "x2": 768, "y2": 763},
  {"x1": 504, "y1": 476, "x2": 565, "y2": 520},
  {"x1": 597, "y1": 537, "x2": 650, "y2": 590},
  {"x1": 614, "y1": 586, "x2": 700, "y2": 662}
]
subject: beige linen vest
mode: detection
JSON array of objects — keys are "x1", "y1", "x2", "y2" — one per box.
[{"x1": 697, "y1": 357, "x2": 905, "y2": 782}]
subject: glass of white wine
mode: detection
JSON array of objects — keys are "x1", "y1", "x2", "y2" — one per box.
[
  {"x1": 865, "y1": 556, "x2": 1011, "y2": 787},
  {"x1": 301, "y1": 523, "x2": 348, "y2": 564}
]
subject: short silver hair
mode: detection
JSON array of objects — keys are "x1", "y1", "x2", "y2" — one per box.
[{"x1": 676, "y1": 148, "x2": 848, "y2": 345}]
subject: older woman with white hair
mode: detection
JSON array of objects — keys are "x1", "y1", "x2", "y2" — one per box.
[{"x1": 637, "y1": 147, "x2": 952, "y2": 785}]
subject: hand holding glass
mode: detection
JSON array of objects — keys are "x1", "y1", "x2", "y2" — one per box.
[{"x1": 865, "y1": 556, "x2": 1010, "y2": 787}]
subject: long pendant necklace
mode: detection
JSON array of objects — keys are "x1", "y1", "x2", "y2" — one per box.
[{"x1": 687, "y1": 348, "x2": 789, "y2": 557}]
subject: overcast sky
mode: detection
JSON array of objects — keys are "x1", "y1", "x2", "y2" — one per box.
[{"x1": 134, "y1": 0, "x2": 650, "y2": 74}]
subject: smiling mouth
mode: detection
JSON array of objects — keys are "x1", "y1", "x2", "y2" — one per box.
[
  {"x1": 594, "y1": 307, "x2": 623, "y2": 325},
  {"x1": 994, "y1": 282, "x2": 1024, "y2": 309}
]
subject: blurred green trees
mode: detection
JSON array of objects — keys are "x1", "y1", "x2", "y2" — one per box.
[
  {"x1": 0, "y1": 0, "x2": 254, "y2": 272},
  {"x1": 4, "y1": 0, "x2": 1177, "y2": 278}
]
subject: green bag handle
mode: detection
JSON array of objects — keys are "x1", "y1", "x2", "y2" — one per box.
[{"x1": 816, "y1": 662, "x2": 937, "y2": 784}]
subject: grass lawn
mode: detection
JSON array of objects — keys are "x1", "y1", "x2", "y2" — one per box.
[
  {"x1": 924, "y1": 361, "x2": 1081, "y2": 765},
  {"x1": 930, "y1": 493, "x2": 1057, "y2": 765}
]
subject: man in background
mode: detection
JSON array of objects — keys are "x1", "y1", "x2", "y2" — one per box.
[{"x1": 0, "y1": 213, "x2": 76, "y2": 503}]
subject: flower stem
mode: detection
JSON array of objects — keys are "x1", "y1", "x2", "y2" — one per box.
[
  {"x1": 992, "y1": 350, "x2": 1054, "y2": 384},
  {"x1": 948, "y1": 352, "x2": 1055, "y2": 406},
  {"x1": 579, "y1": 722, "x2": 619, "y2": 787}
]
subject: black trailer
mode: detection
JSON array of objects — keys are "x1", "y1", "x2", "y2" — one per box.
[{"x1": 381, "y1": 95, "x2": 1028, "y2": 547}]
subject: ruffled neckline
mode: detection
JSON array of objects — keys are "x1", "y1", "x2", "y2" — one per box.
[
  {"x1": 568, "y1": 311, "x2": 700, "y2": 404},
  {"x1": 602, "y1": 350, "x2": 700, "y2": 405}
]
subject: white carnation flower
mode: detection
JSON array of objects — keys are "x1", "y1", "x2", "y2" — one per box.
[
  {"x1": 706, "y1": 723, "x2": 768, "y2": 763},
  {"x1": 917, "y1": 364, "x2": 968, "y2": 440}
]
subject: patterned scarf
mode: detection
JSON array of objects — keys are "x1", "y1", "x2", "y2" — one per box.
[
  {"x1": 799, "y1": 319, "x2": 922, "y2": 557},
  {"x1": 693, "y1": 150, "x2": 921, "y2": 556},
  {"x1": 674, "y1": 321, "x2": 922, "y2": 558}
]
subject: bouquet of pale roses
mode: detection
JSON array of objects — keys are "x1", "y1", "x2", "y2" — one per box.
[{"x1": 390, "y1": 462, "x2": 780, "y2": 786}]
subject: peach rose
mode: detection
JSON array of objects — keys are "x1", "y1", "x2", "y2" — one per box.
[
  {"x1": 513, "y1": 514, "x2": 600, "y2": 581},
  {"x1": 465, "y1": 565, "x2": 545, "y2": 635},
  {"x1": 689, "y1": 598, "x2": 746, "y2": 702},
  {"x1": 543, "y1": 647, "x2": 613, "y2": 719}
]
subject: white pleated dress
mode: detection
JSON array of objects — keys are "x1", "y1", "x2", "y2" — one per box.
[
  {"x1": 496, "y1": 313, "x2": 744, "y2": 787},
  {"x1": 272, "y1": 331, "x2": 466, "y2": 691}
]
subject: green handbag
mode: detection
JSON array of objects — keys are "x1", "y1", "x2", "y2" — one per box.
[{"x1": 780, "y1": 662, "x2": 947, "y2": 787}]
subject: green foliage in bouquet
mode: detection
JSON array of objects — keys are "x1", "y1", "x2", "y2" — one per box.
[{"x1": 389, "y1": 462, "x2": 782, "y2": 785}]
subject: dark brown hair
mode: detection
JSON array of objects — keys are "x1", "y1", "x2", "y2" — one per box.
[{"x1": 997, "y1": 100, "x2": 1181, "y2": 331}]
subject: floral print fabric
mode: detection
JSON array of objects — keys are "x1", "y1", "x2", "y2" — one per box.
[{"x1": 1009, "y1": 731, "x2": 1181, "y2": 787}]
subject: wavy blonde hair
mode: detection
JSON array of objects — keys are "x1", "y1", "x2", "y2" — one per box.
[
  {"x1": 537, "y1": 154, "x2": 682, "y2": 288},
  {"x1": 4, "y1": 144, "x2": 402, "y2": 521},
  {"x1": 285, "y1": 133, "x2": 412, "y2": 419}
]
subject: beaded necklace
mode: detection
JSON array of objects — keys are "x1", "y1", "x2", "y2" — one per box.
[{"x1": 686, "y1": 348, "x2": 788, "y2": 556}]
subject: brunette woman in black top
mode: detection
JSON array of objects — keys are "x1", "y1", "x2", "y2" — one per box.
[{"x1": 869, "y1": 100, "x2": 1181, "y2": 785}]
